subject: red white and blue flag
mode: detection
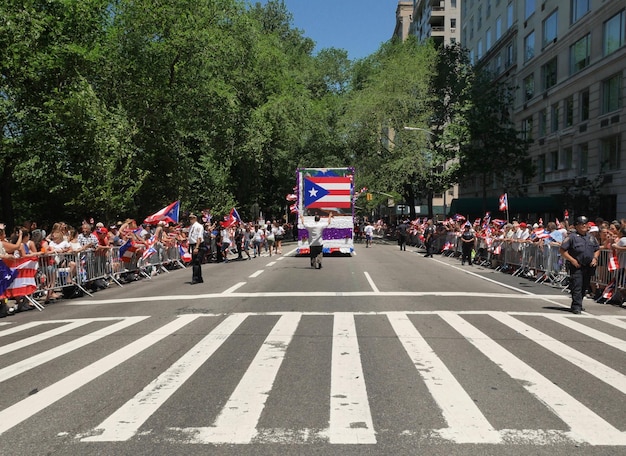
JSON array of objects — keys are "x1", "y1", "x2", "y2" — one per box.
[
  {"x1": 220, "y1": 207, "x2": 242, "y2": 228},
  {"x1": 608, "y1": 251, "x2": 620, "y2": 272},
  {"x1": 1, "y1": 257, "x2": 39, "y2": 298},
  {"x1": 499, "y1": 193, "x2": 508, "y2": 212},
  {"x1": 303, "y1": 176, "x2": 352, "y2": 209},
  {"x1": 119, "y1": 240, "x2": 138, "y2": 263},
  {"x1": 144, "y1": 200, "x2": 180, "y2": 225}
]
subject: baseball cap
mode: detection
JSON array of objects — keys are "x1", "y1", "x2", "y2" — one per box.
[{"x1": 519, "y1": 222, "x2": 527, "y2": 228}]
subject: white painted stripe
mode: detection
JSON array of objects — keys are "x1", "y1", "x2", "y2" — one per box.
[
  {"x1": 363, "y1": 272, "x2": 379, "y2": 293},
  {"x1": 1, "y1": 320, "x2": 92, "y2": 355},
  {"x1": 598, "y1": 316, "x2": 626, "y2": 331},
  {"x1": 192, "y1": 313, "x2": 302, "y2": 444},
  {"x1": 249, "y1": 270, "x2": 264, "y2": 278},
  {"x1": 222, "y1": 282, "x2": 246, "y2": 294},
  {"x1": 328, "y1": 312, "x2": 376, "y2": 444},
  {"x1": 387, "y1": 312, "x2": 501, "y2": 444},
  {"x1": 492, "y1": 313, "x2": 626, "y2": 391},
  {"x1": 442, "y1": 311, "x2": 626, "y2": 445},
  {"x1": 0, "y1": 320, "x2": 55, "y2": 336},
  {"x1": 0, "y1": 317, "x2": 147, "y2": 382},
  {"x1": 266, "y1": 261, "x2": 276, "y2": 267},
  {"x1": 0, "y1": 315, "x2": 199, "y2": 436},
  {"x1": 544, "y1": 315, "x2": 626, "y2": 353},
  {"x1": 83, "y1": 314, "x2": 248, "y2": 442},
  {"x1": 67, "y1": 291, "x2": 571, "y2": 305}
]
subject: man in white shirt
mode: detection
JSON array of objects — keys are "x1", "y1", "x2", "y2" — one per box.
[
  {"x1": 300, "y1": 212, "x2": 333, "y2": 269},
  {"x1": 187, "y1": 214, "x2": 205, "y2": 284}
]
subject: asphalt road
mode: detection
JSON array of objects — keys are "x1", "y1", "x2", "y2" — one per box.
[{"x1": 1, "y1": 241, "x2": 625, "y2": 456}]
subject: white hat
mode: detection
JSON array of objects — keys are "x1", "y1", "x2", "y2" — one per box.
[{"x1": 589, "y1": 226, "x2": 599, "y2": 233}]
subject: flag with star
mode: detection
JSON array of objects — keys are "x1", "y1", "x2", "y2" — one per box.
[{"x1": 303, "y1": 175, "x2": 352, "y2": 209}]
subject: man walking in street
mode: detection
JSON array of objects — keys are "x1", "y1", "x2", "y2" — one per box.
[
  {"x1": 187, "y1": 214, "x2": 205, "y2": 284},
  {"x1": 300, "y1": 212, "x2": 333, "y2": 269},
  {"x1": 424, "y1": 219, "x2": 435, "y2": 257},
  {"x1": 559, "y1": 215, "x2": 599, "y2": 314}
]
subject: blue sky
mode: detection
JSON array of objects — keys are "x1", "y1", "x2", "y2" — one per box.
[{"x1": 255, "y1": 0, "x2": 400, "y2": 60}]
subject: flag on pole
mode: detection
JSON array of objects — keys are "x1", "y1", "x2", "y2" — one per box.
[
  {"x1": 144, "y1": 200, "x2": 180, "y2": 225},
  {"x1": 1, "y1": 257, "x2": 38, "y2": 298},
  {"x1": 0, "y1": 260, "x2": 19, "y2": 296},
  {"x1": 608, "y1": 251, "x2": 620, "y2": 272},
  {"x1": 499, "y1": 193, "x2": 508, "y2": 212},
  {"x1": 119, "y1": 240, "x2": 138, "y2": 263},
  {"x1": 220, "y1": 207, "x2": 243, "y2": 228}
]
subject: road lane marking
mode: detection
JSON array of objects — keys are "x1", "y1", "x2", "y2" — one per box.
[
  {"x1": 441, "y1": 311, "x2": 626, "y2": 445},
  {"x1": 363, "y1": 272, "x2": 379, "y2": 293},
  {"x1": 327, "y1": 312, "x2": 376, "y2": 444},
  {"x1": 222, "y1": 282, "x2": 246, "y2": 294},
  {"x1": 249, "y1": 270, "x2": 264, "y2": 278},
  {"x1": 0, "y1": 317, "x2": 148, "y2": 383},
  {"x1": 387, "y1": 312, "x2": 501, "y2": 444},
  {"x1": 0, "y1": 315, "x2": 199, "y2": 437},
  {"x1": 82, "y1": 314, "x2": 248, "y2": 442},
  {"x1": 188, "y1": 313, "x2": 302, "y2": 444}
]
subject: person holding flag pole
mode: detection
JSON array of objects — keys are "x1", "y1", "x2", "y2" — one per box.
[
  {"x1": 499, "y1": 193, "x2": 509, "y2": 223},
  {"x1": 299, "y1": 209, "x2": 333, "y2": 269}
]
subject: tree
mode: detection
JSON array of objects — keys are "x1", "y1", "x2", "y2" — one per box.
[
  {"x1": 455, "y1": 68, "x2": 534, "y2": 214},
  {"x1": 341, "y1": 37, "x2": 436, "y2": 219}
]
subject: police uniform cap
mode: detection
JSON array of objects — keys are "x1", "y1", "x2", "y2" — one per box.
[{"x1": 574, "y1": 216, "x2": 589, "y2": 225}]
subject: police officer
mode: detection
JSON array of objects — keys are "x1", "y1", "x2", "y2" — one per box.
[{"x1": 559, "y1": 216, "x2": 599, "y2": 314}]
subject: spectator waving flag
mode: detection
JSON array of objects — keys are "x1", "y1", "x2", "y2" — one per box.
[
  {"x1": 1, "y1": 257, "x2": 38, "y2": 298},
  {"x1": 499, "y1": 193, "x2": 508, "y2": 211},
  {"x1": 144, "y1": 200, "x2": 180, "y2": 225},
  {"x1": 220, "y1": 207, "x2": 242, "y2": 228},
  {"x1": 0, "y1": 260, "x2": 19, "y2": 296},
  {"x1": 608, "y1": 251, "x2": 620, "y2": 272},
  {"x1": 303, "y1": 175, "x2": 352, "y2": 209},
  {"x1": 119, "y1": 239, "x2": 138, "y2": 263}
]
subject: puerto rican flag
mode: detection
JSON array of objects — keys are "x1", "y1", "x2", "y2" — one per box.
[
  {"x1": 1, "y1": 257, "x2": 39, "y2": 298},
  {"x1": 144, "y1": 200, "x2": 180, "y2": 225},
  {"x1": 608, "y1": 251, "x2": 620, "y2": 272},
  {"x1": 303, "y1": 175, "x2": 352, "y2": 209},
  {"x1": 119, "y1": 240, "x2": 138, "y2": 263}
]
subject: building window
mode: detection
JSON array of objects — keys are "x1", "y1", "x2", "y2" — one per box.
[
  {"x1": 571, "y1": 0, "x2": 590, "y2": 24},
  {"x1": 470, "y1": 17, "x2": 474, "y2": 40},
  {"x1": 505, "y1": 43, "x2": 514, "y2": 68},
  {"x1": 451, "y1": 0, "x2": 457, "y2": 8},
  {"x1": 524, "y1": 31, "x2": 535, "y2": 61},
  {"x1": 478, "y1": 7, "x2": 483, "y2": 30},
  {"x1": 486, "y1": 28, "x2": 492, "y2": 50},
  {"x1": 522, "y1": 116, "x2": 533, "y2": 140},
  {"x1": 451, "y1": 18, "x2": 457, "y2": 29},
  {"x1": 496, "y1": 16, "x2": 502, "y2": 40},
  {"x1": 524, "y1": 0, "x2": 535, "y2": 21},
  {"x1": 539, "y1": 108, "x2": 547, "y2": 137},
  {"x1": 551, "y1": 102, "x2": 560, "y2": 133},
  {"x1": 507, "y1": 2, "x2": 514, "y2": 29},
  {"x1": 600, "y1": 135, "x2": 622, "y2": 171},
  {"x1": 541, "y1": 57, "x2": 557, "y2": 91},
  {"x1": 550, "y1": 150, "x2": 559, "y2": 171},
  {"x1": 538, "y1": 154, "x2": 546, "y2": 181},
  {"x1": 578, "y1": 143, "x2": 588, "y2": 175},
  {"x1": 543, "y1": 10, "x2": 558, "y2": 47},
  {"x1": 569, "y1": 34, "x2": 590, "y2": 75},
  {"x1": 565, "y1": 95, "x2": 574, "y2": 127},
  {"x1": 580, "y1": 89, "x2": 590, "y2": 121},
  {"x1": 451, "y1": 37, "x2": 457, "y2": 44},
  {"x1": 603, "y1": 10, "x2": 626, "y2": 56},
  {"x1": 478, "y1": 40, "x2": 483, "y2": 59},
  {"x1": 524, "y1": 74, "x2": 535, "y2": 101},
  {"x1": 487, "y1": 0, "x2": 492, "y2": 18},
  {"x1": 602, "y1": 73, "x2": 623, "y2": 114},
  {"x1": 562, "y1": 147, "x2": 573, "y2": 169}
]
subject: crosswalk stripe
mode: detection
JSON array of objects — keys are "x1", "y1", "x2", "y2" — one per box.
[
  {"x1": 0, "y1": 315, "x2": 199, "y2": 436},
  {"x1": 492, "y1": 313, "x2": 626, "y2": 393},
  {"x1": 190, "y1": 313, "x2": 302, "y2": 444},
  {"x1": 328, "y1": 312, "x2": 376, "y2": 444},
  {"x1": 387, "y1": 312, "x2": 501, "y2": 444},
  {"x1": 83, "y1": 314, "x2": 248, "y2": 442},
  {"x1": 544, "y1": 314, "x2": 626, "y2": 353},
  {"x1": 0, "y1": 316, "x2": 147, "y2": 383},
  {"x1": 441, "y1": 311, "x2": 626, "y2": 445},
  {"x1": 1, "y1": 320, "x2": 92, "y2": 355}
]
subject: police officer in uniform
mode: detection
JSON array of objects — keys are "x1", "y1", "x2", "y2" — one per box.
[{"x1": 559, "y1": 216, "x2": 599, "y2": 314}]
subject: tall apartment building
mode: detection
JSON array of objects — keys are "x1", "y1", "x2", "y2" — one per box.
[
  {"x1": 461, "y1": 0, "x2": 625, "y2": 220},
  {"x1": 410, "y1": 0, "x2": 462, "y2": 46}
]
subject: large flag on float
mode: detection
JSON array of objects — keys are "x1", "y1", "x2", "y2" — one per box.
[
  {"x1": 1, "y1": 257, "x2": 38, "y2": 298},
  {"x1": 303, "y1": 174, "x2": 352, "y2": 209},
  {"x1": 144, "y1": 200, "x2": 180, "y2": 225}
]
